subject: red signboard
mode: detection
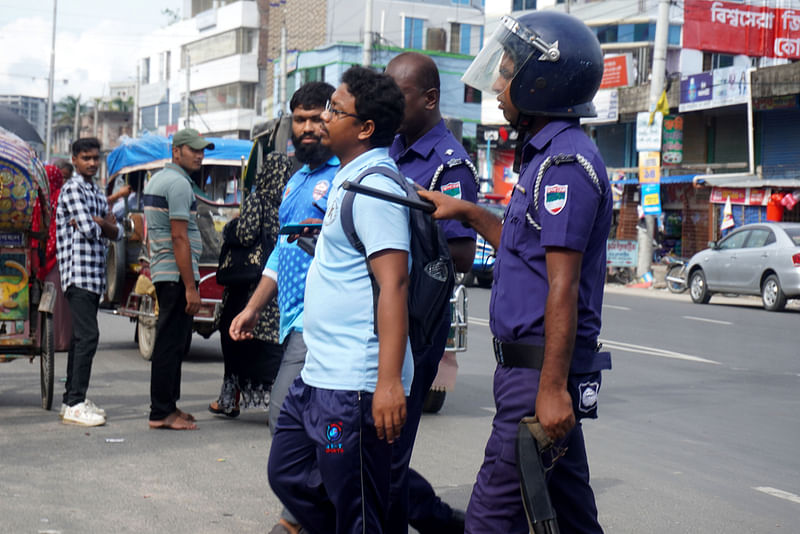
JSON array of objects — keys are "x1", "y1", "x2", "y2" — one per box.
[
  {"x1": 599, "y1": 54, "x2": 632, "y2": 89},
  {"x1": 685, "y1": 0, "x2": 800, "y2": 59},
  {"x1": 710, "y1": 187, "x2": 769, "y2": 205}
]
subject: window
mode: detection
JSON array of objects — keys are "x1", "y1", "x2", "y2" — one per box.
[
  {"x1": 190, "y1": 82, "x2": 255, "y2": 114},
  {"x1": 719, "y1": 230, "x2": 749, "y2": 250},
  {"x1": 512, "y1": 0, "x2": 536, "y2": 10},
  {"x1": 745, "y1": 229, "x2": 775, "y2": 248},
  {"x1": 182, "y1": 28, "x2": 257, "y2": 67},
  {"x1": 404, "y1": 17, "x2": 424, "y2": 49},
  {"x1": 464, "y1": 85, "x2": 481, "y2": 104},
  {"x1": 451, "y1": 23, "x2": 483, "y2": 55},
  {"x1": 142, "y1": 57, "x2": 150, "y2": 84},
  {"x1": 703, "y1": 53, "x2": 735, "y2": 71},
  {"x1": 303, "y1": 67, "x2": 325, "y2": 83}
]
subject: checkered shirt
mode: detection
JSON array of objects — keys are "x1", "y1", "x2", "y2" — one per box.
[{"x1": 56, "y1": 176, "x2": 122, "y2": 295}]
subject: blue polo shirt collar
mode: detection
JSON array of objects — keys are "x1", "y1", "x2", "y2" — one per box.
[{"x1": 299, "y1": 155, "x2": 340, "y2": 175}]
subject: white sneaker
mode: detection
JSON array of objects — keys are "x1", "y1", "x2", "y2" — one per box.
[
  {"x1": 84, "y1": 399, "x2": 106, "y2": 417},
  {"x1": 62, "y1": 402, "x2": 106, "y2": 427},
  {"x1": 60, "y1": 400, "x2": 106, "y2": 418}
]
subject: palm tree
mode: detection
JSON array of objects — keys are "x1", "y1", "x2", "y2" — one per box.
[
  {"x1": 109, "y1": 96, "x2": 134, "y2": 113},
  {"x1": 54, "y1": 95, "x2": 86, "y2": 127}
]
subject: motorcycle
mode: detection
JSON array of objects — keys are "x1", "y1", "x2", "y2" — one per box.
[{"x1": 663, "y1": 256, "x2": 688, "y2": 294}]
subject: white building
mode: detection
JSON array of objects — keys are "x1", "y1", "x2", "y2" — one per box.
[
  {"x1": 0, "y1": 95, "x2": 47, "y2": 140},
  {"x1": 136, "y1": 0, "x2": 260, "y2": 139}
]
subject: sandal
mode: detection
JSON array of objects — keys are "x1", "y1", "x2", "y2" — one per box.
[{"x1": 208, "y1": 400, "x2": 239, "y2": 418}]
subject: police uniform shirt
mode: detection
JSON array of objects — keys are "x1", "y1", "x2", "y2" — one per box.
[
  {"x1": 490, "y1": 119, "x2": 612, "y2": 371},
  {"x1": 389, "y1": 119, "x2": 478, "y2": 241}
]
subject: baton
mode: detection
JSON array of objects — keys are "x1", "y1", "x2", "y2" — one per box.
[{"x1": 341, "y1": 180, "x2": 436, "y2": 214}]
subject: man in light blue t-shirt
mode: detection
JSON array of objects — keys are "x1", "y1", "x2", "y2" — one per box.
[{"x1": 267, "y1": 66, "x2": 411, "y2": 534}]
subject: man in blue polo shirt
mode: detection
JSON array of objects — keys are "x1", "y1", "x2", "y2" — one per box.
[
  {"x1": 229, "y1": 82, "x2": 337, "y2": 534},
  {"x1": 385, "y1": 51, "x2": 478, "y2": 533},
  {"x1": 419, "y1": 12, "x2": 612, "y2": 533},
  {"x1": 144, "y1": 128, "x2": 213, "y2": 431},
  {"x1": 267, "y1": 66, "x2": 410, "y2": 534}
]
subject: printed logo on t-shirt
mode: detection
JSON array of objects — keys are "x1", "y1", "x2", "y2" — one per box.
[
  {"x1": 544, "y1": 184, "x2": 568, "y2": 215},
  {"x1": 283, "y1": 186, "x2": 292, "y2": 199},
  {"x1": 324, "y1": 197, "x2": 338, "y2": 225},
  {"x1": 441, "y1": 182, "x2": 462, "y2": 199},
  {"x1": 313, "y1": 180, "x2": 330, "y2": 201}
]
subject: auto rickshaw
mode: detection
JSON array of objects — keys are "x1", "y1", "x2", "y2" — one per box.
[
  {"x1": 103, "y1": 134, "x2": 253, "y2": 359},
  {"x1": 0, "y1": 127, "x2": 56, "y2": 409}
]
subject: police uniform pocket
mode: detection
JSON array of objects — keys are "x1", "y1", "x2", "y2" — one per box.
[{"x1": 568, "y1": 372, "x2": 602, "y2": 420}]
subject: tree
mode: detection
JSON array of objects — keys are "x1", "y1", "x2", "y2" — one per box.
[
  {"x1": 110, "y1": 97, "x2": 134, "y2": 113},
  {"x1": 54, "y1": 95, "x2": 87, "y2": 127}
]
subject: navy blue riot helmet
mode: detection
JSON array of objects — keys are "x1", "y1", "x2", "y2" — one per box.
[{"x1": 462, "y1": 11, "x2": 604, "y2": 118}]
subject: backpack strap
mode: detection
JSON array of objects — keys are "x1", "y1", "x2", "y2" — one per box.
[
  {"x1": 526, "y1": 153, "x2": 603, "y2": 231},
  {"x1": 340, "y1": 165, "x2": 408, "y2": 335},
  {"x1": 341, "y1": 165, "x2": 409, "y2": 253}
]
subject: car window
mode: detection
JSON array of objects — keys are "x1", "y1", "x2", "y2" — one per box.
[
  {"x1": 745, "y1": 229, "x2": 775, "y2": 248},
  {"x1": 783, "y1": 227, "x2": 800, "y2": 246},
  {"x1": 718, "y1": 230, "x2": 749, "y2": 250}
]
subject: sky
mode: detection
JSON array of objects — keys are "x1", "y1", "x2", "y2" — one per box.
[{"x1": 0, "y1": 0, "x2": 183, "y2": 102}]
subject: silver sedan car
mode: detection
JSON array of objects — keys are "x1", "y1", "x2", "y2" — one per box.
[{"x1": 687, "y1": 222, "x2": 800, "y2": 311}]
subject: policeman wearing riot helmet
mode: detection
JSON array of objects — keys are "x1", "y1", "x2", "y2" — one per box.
[{"x1": 418, "y1": 11, "x2": 612, "y2": 533}]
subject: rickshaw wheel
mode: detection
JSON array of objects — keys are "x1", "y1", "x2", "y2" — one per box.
[
  {"x1": 40, "y1": 312, "x2": 54, "y2": 410},
  {"x1": 422, "y1": 389, "x2": 446, "y2": 414},
  {"x1": 137, "y1": 303, "x2": 157, "y2": 361}
]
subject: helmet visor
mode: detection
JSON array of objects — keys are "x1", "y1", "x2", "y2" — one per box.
[{"x1": 461, "y1": 16, "x2": 539, "y2": 96}]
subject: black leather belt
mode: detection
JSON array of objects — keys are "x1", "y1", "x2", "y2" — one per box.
[{"x1": 493, "y1": 338, "x2": 545, "y2": 369}]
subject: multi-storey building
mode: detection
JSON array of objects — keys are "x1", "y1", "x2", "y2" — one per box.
[
  {"x1": 0, "y1": 95, "x2": 47, "y2": 141},
  {"x1": 136, "y1": 0, "x2": 260, "y2": 139}
]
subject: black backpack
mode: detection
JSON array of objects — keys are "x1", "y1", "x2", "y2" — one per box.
[{"x1": 340, "y1": 165, "x2": 455, "y2": 359}]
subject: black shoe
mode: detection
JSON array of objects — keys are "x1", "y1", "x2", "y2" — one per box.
[{"x1": 208, "y1": 401, "x2": 239, "y2": 418}]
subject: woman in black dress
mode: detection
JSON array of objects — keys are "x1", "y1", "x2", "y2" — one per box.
[{"x1": 209, "y1": 153, "x2": 291, "y2": 417}]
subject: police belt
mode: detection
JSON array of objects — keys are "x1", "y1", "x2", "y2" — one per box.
[
  {"x1": 493, "y1": 338, "x2": 545, "y2": 369},
  {"x1": 493, "y1": 337, "x2": 602, "y2": 369}
]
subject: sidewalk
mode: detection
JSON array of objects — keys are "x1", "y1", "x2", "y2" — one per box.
[{"x1": 604, "y1": 264, "x2": 800, "y2": 309}]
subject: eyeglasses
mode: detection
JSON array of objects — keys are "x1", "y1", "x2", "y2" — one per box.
[{"x1": 324, "y1": 100, "x2": 361, "y2": 122}]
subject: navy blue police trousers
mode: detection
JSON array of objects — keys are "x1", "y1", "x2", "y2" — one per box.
[{"x1": 465, "y1": 365, "x2": 604, "y2": 534}]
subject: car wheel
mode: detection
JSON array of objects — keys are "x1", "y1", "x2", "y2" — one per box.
[
  {"x1": 689, "y1": 269, "x2": 711, "y2": 304},
  {"x1": 761, "y1": 274, "x2": 786, "y2": 312}
]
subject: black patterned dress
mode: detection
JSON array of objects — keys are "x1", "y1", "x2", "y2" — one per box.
[{"x1": 215, "y1": 153, "x2": 292, "y2": 413}]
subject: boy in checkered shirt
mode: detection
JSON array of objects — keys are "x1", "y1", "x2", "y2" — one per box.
[{"x1": 56, "y1": 137, "x2": 123, "y2": 427}]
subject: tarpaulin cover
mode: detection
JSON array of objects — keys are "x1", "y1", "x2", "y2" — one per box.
[{"x1": 107, "y1": 134, "x2": 252, "y2": 178}]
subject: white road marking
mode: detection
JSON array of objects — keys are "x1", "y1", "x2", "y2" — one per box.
[
  {"x1": 603, "y1": 304, "x2": 631, "y2": 311},
  {"x1": 480, "y1": 406, "x2": 496, "y2": 414},
  {"x1": 469, "y1": 317, "x2": 491, "y2": 327},
  {"x1": 753, "y1": 486, "x2": 800, "y2": 505},
  {"x1": 599, "y1": 339, "x2": 721, "y2": 365},
  {"x1": 682, "y1": 315, "x2": 733, "y2": 325}
]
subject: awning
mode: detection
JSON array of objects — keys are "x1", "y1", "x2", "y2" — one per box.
[
  {"x1": 610, "y1": 174, "x2": 697, "y2": 186},
  {"x1": 693, "y1": 173, "x2": 800, "y2": 188}
]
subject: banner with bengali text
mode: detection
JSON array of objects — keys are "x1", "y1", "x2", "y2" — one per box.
[{"x1": 684, "y1": 0, "x2": 800, "y2": 59}]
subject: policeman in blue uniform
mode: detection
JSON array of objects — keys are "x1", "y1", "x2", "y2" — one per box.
[
  {"x1": 386, "y1": 52, "x2": 479, "y2": 533},
  {"x1": 419, "y1": 12, "x2": 612, "y2": 533}
]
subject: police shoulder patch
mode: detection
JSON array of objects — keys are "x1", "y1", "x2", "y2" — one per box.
[
  {"x1": 543, "y1": 184, "x2": 568, "y2": 215},
  {"x1": 441, "y1": 181, "x2": 462, "y2": 199},
  {"x1": 578, "y1": 381, "x2": 600, "y2": 413}
]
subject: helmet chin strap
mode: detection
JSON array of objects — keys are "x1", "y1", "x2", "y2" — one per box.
[{"x1": 512, "y1": 113, "x2": 535, "y2": 173}]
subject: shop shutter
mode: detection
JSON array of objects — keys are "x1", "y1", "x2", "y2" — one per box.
[
  {"x1": 761, "y1": 109, "x2": 800, "y2": 180},
  {"x1": 682, "y1": 113, "x2": 706, "y2": 164}
]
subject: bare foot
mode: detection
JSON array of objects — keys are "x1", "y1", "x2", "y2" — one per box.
[
  {"x1": 149, "y1": 412, "x2": 197, "y2": 430},
  {"x1": 176, "y1": 408, "x2": 195, "y2": 422},
  {"x1": 278, "y1": 519, "x2": 302, "y2": 534}
]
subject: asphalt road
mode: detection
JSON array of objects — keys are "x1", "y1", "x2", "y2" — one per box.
[{"x1": 1, "y1": 285, "x2": 798, "y2": 533}]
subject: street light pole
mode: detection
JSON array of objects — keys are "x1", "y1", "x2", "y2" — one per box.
[
  {"x1": 637, "y1": 0, "x2": 670, "y2": 278},
  {"x1": 45, "y1": 0, "x2": 57, "y2": 162}
]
